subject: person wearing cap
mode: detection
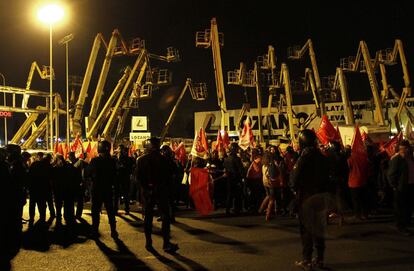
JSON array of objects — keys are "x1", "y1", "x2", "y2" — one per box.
[{"x1": 135, "y1": 137, "x2": 178, "y2": 253}]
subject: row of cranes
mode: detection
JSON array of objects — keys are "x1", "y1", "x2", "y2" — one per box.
[{"x1": 2, "y1": 18, "x2": 411, "y2": 149}]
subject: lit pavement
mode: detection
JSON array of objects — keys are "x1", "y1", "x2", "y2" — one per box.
[{"x1": 11, "y1": 206, "x2": 414, "y2": 271}]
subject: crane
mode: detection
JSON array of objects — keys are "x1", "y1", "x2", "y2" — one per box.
[
  {"x1": 376, "y1": 39, "x2": 412, "y2": 133},
  {"x1": 71, "y1": 29, "x2": 132, "y2": 137},
  {"x1": 196, "y1": 18, "x2": 227, "y2": 130},
  {"x1": 228, "y1": 62, "x2": 264, "y2": 143},
  {"x1": 288, "y1": 39, "x2": 325, "y2": 116},
  {"x1": 340, "y1": 40, "x2": 385, "y2": 126},
  {"x1": 160, "y1": 78, "x2": 207, "y2": 142},
  {"x1": 333, "y1": 67, "x2": 354, "y2": 125}
]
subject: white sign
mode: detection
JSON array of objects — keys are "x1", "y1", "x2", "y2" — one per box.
[
  {"x1": 131, "y1": 116, "x2": 148, "y2": 131},
  {"x1": 130, "y1": 132, "x2": 151, "y2": 142},
  {"x1": 195, "y1": 98, "x2": 414, "y2": 139}
]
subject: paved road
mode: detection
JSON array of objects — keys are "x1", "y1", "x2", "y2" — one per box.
[{"x1": 11, "y1": 206, "x2": 414, "y2": 271}]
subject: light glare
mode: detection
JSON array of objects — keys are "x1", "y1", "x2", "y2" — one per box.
[{"x1": 37, "y1": 3, "x2": 64, "y2": 24}]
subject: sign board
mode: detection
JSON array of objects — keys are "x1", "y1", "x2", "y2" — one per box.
[
  {"x1": 195, "y1": 98, "x2": 414, "y2": 140},
  {"x1": 131, "y1": 116, "x2": 148, "y2": 131},
  {"x1": 130, "y1": 132, "x2": 151, "y2": 147},
  {"x1": 0, "y1": 111, "x2": 12, "y2": 118}
]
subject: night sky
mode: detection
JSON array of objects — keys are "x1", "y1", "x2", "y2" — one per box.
[{"x1": 0, "y1": 0, "x2": 412, "y2": 139}]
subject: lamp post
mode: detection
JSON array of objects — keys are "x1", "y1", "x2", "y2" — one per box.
[
  {"x1": 59, "y1": 33, "x2": 74, "y2": 148},
  {"x1": 37, "y1": 3, "x2": 64, "y2": 151},
  {"x1": 0, "y1": 72, "x2": 6, "y2": 145}
]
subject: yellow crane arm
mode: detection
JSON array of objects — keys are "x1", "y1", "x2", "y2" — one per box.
[
  {"x1": 72, "y1": 33, "x2": 107, "y2": 136},
  {"x1": 101, "y1": 50, "x2": 147, "y2": 140},
  {"x1": 334, "y1": 68, "x2": 354, "y2": 125},
  {"x1": 85, "y1": 67, "x2": 131, "y2": 139},
  {"x1": 160, "y1": 79, "x2": 192, "y2": 142}
]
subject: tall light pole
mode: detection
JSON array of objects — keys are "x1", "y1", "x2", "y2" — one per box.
[
  {"x1": 37, "y1": 3, "x2": 64, "y2": 151},
  {"x1": 0, "y1": 72, "x2": 6, "y2": 145},
  {"x1": 59, "y1": 33, "x2": 74, "y2": 148}
]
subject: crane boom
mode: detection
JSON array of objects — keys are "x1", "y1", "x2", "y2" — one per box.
[
  {"x1": 160, "y1": 79, "x2": 192, "y2": 142},
  {"x1": 288, "y1": 39, "x2": 325, "y2": 115},
  {"x1": 334, "y1": 67, "x2": 354, "y2": 125},
  {"x1": 101, "y1": 50, "x2": 148, "y2": 140},
  {"x1": 196, "y1": 18, "x2": 227, "y2": 130},
  {"x1": 85, "y1": 67, "x2": 131, "y2": 139},
  {"x1": 88, "y1": 29, "x2": 125, "y2": 128},
  {"x1": 72, "y1": 33, "x2": 107, "y2": 136}
]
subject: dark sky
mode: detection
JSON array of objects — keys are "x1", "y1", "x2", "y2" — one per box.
[{"x1": 0, "y1": 0, "x2": 412, "y2": 138}]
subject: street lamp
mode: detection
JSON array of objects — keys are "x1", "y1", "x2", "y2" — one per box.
[
  {"x1": 37, "y1": 3, "x2": 64, "y2": 151},
  {"x1": 59, "y1": 33, "x2": 74, "y2": 148},
  {"x1": 0, "y1": 72, "x2": 6, "y2": 145}
]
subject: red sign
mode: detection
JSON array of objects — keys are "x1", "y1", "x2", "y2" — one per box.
[{"x1": 0, "y1": 111, "x2": 12, "y2": 118}]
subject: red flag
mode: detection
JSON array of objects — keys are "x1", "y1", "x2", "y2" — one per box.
[
  {"x1": 190, "y1": 167, "x2": 213, "y2": 216},
  {"x1": 191, "y1": 128, "x2": 209, "y2": 159},
  {"x1": 71, "y1": 134, "x2": 84, "y2": 159},
  {"x1": 316, "y1": 115, "x2": 341, "y2": 145},
  {"x1": 348, "y1": 125, "x2": 369, "y2": 188},
  {"x1": 239, "y1": 116, "x2": 254, "y2": 150},
  {"x1": 222, "y1": 129, "x2": 230, "y2": 149},
  {"x1": 214, "y1": 130, "x2": 225, "y2": 158},
  {"x1": 380, "y1": 132, "x2": 402, "y2": 158},
  {"x1": 174, "y1": 142, "x2": 187, "y2": 167}
]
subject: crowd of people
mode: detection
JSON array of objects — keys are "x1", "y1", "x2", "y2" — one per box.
[{"x1": 1, "y1": 129, "x2": 414, "y2": 271}]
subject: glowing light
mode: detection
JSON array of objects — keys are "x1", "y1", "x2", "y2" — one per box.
[{"x1": 37, "y1": 3, "x2": 64, "y2": 24}]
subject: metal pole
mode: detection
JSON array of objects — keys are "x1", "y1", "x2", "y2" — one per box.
[
  {"x1": 58, "y1": 33, "x2": 74, "y2": 147},
  {"x1": 0, "y1": 73, "x2": 6, "y2": 145},
  {"x1": 49, "y1": 24, "x2": 54, "y2": 151},
  {"x1": 66, "y1": 42, "x2": 70, "y2": 147}
]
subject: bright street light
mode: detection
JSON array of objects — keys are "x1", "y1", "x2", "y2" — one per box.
[
  {"x1": 37, "y1": 2, "x2": 65, "y2": 151},
  {"x1": 37, "y1": 4, "x2": 64, "y2": 24}
]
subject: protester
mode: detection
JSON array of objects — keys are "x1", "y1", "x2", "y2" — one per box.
[
  {"x1": 290, "y1": 129, "x2": 331, "y2": 270},
  {"x1": 223, "y1": 143, "x2": 245, "y2": 215},
  {"x1": 387, "y1": 140, "x2": 414, "y2": 235},
  {"x1": 135, "y1": 137, "x2": 178, "y2": 253},
  {"x1": 87, "y1": 140, "x2": 118, "y2": 239}
]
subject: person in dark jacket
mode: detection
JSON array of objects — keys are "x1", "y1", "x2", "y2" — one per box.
[
  {"x1": 28, "y1": 152, "x2": 52, "y2": 227},
  {"x1": 387, "y1": 140, "x2": 414, "y2": 235},
  {"x1": 290, "y1": 130, "x2": 332, "y2": 270},
  {"x1": 136, "y1": 137, "x2": 178, "y2": 253},
  {"x1": 87, "y1": 140, "x2": 118, "y2": 239},
  {"x1": 1, "y1": 145, "x2": 27, "y2": 270},
  {"x1": 223, "y1": 143, "x2": 245, "y2": 215},
  {"x1": 115, "y1": 145, "x2": 134, "y2": 215}
]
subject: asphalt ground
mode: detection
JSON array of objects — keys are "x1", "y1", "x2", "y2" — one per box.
[{"x1": 10, "y1": 204, "x2": 414, "y2": 271}]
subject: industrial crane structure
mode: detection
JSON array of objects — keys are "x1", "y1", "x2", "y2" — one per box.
[
  {"x1": 288, "y1": 39, "x2": 326, "y2": 116},
  {"x1": 196, "y1": 18, "x2": 228, "y2": 130},
  {"x1": 376, "y1": 39, "x2": 412, "y2": 132},
  {"x1": 228, "y1": 62, "x2": 264, "y2": 143},
  {"x1": 160, "y1": 78, "x2": 207, "y2": 142},
  {"x1": 340, "y1": 40, "x2": 385, "y2": 126}
]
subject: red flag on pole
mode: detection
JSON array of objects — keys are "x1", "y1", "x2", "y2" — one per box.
[
  {"x1": 222, "y1": 129, "x2": 230, "y2": 149},
  {"x1": 239, "y1": 116, "x2": 254, "y2": 150},
  {"x1": 191, "y1": 128, "x2": 209, "y2": 159},
  {"x1": 190, "y1": 167, "x2": 213, "y2": 216},
  {"x1": 214, "y1": 130, "x2": 225, "y2": 158},
  {"x1": 71, "y1": 134, "x2": 84, "y2": 159},
  {"x1": 316, "y1": 115, "x2": 341, "y2": 145},
  {"x1": 174, "y1": 142, "x2": 187, "y2": 167},
  {"x1": 348, "y1": 125, "x2": 369, "y2": 188},
  {"x1": 380, "y1": 132, "x2": 403, "y2": 158}
]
